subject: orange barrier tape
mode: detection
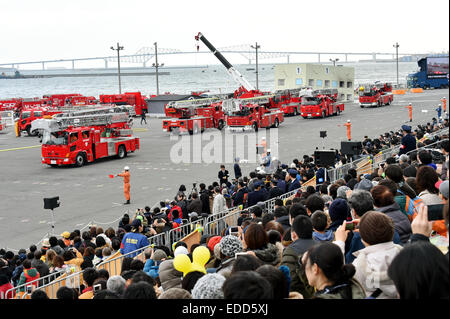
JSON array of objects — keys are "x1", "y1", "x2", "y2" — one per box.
[
  {"x1": 410, "y1": 88, "x2": 423, "y2": 93},
  {"x1": 392, "y1": 89, "x2": 406, "y2": 95}
]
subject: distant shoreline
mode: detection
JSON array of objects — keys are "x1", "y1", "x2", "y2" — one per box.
[{"x1": 0, "y1": 72, "x2": 170, "y2": 79}]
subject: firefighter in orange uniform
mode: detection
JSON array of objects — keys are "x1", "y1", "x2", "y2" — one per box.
[
  {"x1": 344, "y1": 120, "x2": 352, "y2": 141},
  {"x1": 405, "y1": 103, "x2": 413, "y2": 122},
  {"x1": 441, "y1": 97, "x2": 447, "y2": 113},
  {"x1": 117, "y1": 166, "x2": 131, "y2": 205}
]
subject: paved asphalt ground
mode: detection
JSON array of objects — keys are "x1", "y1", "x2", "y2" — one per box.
[{"x1": 0, "y1": 89, "x2": 448, "y2": 250}]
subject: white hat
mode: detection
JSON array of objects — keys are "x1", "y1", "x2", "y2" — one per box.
[
  {"x1": 347, "y1": 119, "x2": 350, "y2": 122},
  {"x1": 267, "y1": 149, "x2": 271, "y2": 153},
  {"x1": 124, "y1": 166, "x2": 130, "y2": 171},
  {"x1": 261, "y1": 137, "x2": 266, "y2": 140},
  {"x1": 174, "y1": 246, "x2": 189, "y2": 257}
]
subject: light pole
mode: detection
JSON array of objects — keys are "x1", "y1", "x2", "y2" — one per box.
[
  {"x1": 393, "y1": 42, "x2": 399, "y2": 87},
  {"x1": 251, "y1": 42, "x2": 260, "y2": 90},
  {"x1": 110, "y1": 42, "x2": 124, "y2": 94},
  {"x1": 329, "y1": 58, "x2": 339, "y2": 67},
  {"x1": 152, "y1": 42, "x2": 164, "y2": 95}
]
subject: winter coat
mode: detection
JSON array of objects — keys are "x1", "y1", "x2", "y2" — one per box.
[
  {"x1": 314, "y1": 279, "x2": 366, "y2": 299},
  {"x1": 31, "y1": 259, "x2": 50, "y2": 278},
  {"x1": 216, "y1": 258, "x2": 235, "y2": 279},
  {"x1": 288, "y1": 179, "x2": 300, "y2": 192},
  {"x1": 281, "y1": 239, "x2": 318, "y2": 298},
  {"x1": 199, "y1": 190, "x2": 211, "y2": 215},
  {"x1": 0, "y1": 282, "x2": 15, "y2": 299},
  {"x1": 269, "y1": 186, "x2": 284, "y2": 199},
  {"x1": 418, "y1": 190, "x2": 443, "y2": 205},
  {"x1": 313, "y1": 230, "x2": 334, "y2": 242},
  {"x1": 345, "y1": 231, "x2": 402, "y2": 264},
  {"x1": 247, "y1": 188, "x2": 269, "y2": 207},
  {"x1": 376, "y1": 202, "x2": 412, "y2": 244},
  {"x1": 144, "y1": 259, "x2": 161, "y2": 279},
  {"x1": 158, "y1": 259, "x2": 182, "y2": 291},
  {"x1": 249, "y1": 243, "x2": 280, "y2": 266},
  {"x1": 187, "y1": 198, "x2": 203, "y2": 215},
  {"x1": 352, "y1": 241, "x2": 402, "y2": 299},
  {"x1": 120, "y1": 232, "x2": 149, "y2": 257},
  {"x1": 212, "y1": 194, "x2": 227, "y2": 214},
  {"x1": 18, "y1": 268, "x2": 40, "y2": 291},
  {"x1": 275, "y1": 215, "x2": 291, "y2": 233}
]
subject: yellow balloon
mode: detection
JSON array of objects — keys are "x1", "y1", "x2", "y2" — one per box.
[
  {"x1": 193, "y1": 246, "x2": 210, "y2": 267},
  {"x1": 173, "y1": 254, "x2": 192, "y2": 276}
]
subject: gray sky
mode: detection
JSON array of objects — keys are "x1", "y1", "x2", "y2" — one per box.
[{"x1": 1, "y1": 0, "x2": 449, "y2": 66}]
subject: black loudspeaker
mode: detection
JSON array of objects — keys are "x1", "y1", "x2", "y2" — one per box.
[
  {"x1": 320, "y1": 131, "x2": 327, "y2": 138},
  {"x1": 44, "y1": 197, "x2": 60, "y2": 210},
  {"x1": 314, "y1": 150, "x2": 336, "y2": 167},
  {"x1": 341, "y1": 141, "x2": 362, "y2": 156}
]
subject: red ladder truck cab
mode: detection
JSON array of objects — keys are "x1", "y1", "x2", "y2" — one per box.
[
  {"x1": 300, "y1": 90, "x2": 344, "y2": 118},
  {"x1": 270, "y1": 88, "x2": 303, "y2": 116},
  {"x1": 32, "y1": 111, "x2": 139, "y2": 167},
  {"x1": 358, "y1": 82, "x2": 393, "y2": 108},
  {"x1": 162, "y1": 97, "x2": 225, "y2": 134},
  {"x1": 224, "y1": 98, "x2": 284, "y2": 131},
  {"x1": 99, "y1": 92, "x2": 147, "y2": 116},
  {"x1": 17, "y1": 107, "x2": 62, "y2": 136}
]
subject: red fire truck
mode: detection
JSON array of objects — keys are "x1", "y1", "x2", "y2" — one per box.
[
  {"x1": 358, "y1": 82, "x2": 393, "y2": 108},
  {"x1": 0, "y1": 111, "x2": 14, "y2": 132},
  {"x1": 300, "y1": 89, "x2": 345, "y2": 118},
  {"x1": 0, "y1": 99, "x2": 22, "y2": 112},
  {"x1": 162, "y1": 97, "x2": 225, "y2": 134},
  {"x1": 270, "y1": 88, "x2": 303, "y2": 116},
  {"x1": 99, "y1": 92, "x2": 148, "y2": 116},
  {"x1": 224, "y1": 96, "x2": 284, "y2": 131},
  {"x1": 16, "y1": 107, "x2": 63, "y2": 136},
  {"x1": 31, "y1": 108, "x2": 139, "y2": 167}
]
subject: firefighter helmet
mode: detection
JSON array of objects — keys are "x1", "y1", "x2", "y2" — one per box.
[
  {"x1": 124, "y1": 166, "x2": 130, "y2": 171},
  {"x1": 347, "y1": 120, "x2": 350, "y2": 122}
]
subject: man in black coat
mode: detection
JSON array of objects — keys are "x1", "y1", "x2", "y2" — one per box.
[
  {"x1": 218, "y1": 165, "x2": 230, "y2": 186},
  {"x1": 187, "y1": 192, "x2": 203, "y2": 216},
  {"x1": 269, "y1": 179, "x2": 284, "y2": 199},
  {"x1": 247, "y1": 182, "x2": 269, "y2": 207},
  {"x1": 232, "y1": 181, "x2": 247, "y2": 207},
  {"x1": 399, "y1": 125, "x2": 416, "y2": 155},
  {"x1": 199, "y1": 183, "x2": 211, "y2": 215}
]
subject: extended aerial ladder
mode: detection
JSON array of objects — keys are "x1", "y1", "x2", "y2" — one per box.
[
  {"x1": 195, "y1": 32, "x2": 256, "y2": 93},
  {"x1": 31, "y1": 110, "x2": 130, "y2": 133}
]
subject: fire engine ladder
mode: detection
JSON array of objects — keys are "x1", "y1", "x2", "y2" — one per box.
[
  {"x1": 31, "y1": 112, "x2": 130, "y2": 133},
  {"x1": 166, "y1": 97, "x2": 222, "y2": 109},
  {"x1": 221, "y1": 94, "x2": 275, "y2": 113},
  {"x1": 54, "y1": 105, "x2": 134, "y2": 118}
]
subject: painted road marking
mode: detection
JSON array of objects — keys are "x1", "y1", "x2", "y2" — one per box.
[
  {"x1": 0, "y1": 145, "x2": 40, "y2": 152},
  {"x1": 133, "y1": 128, "x2": 148, "y2": 132}
]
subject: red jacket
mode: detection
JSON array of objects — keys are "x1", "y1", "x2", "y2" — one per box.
[{"x1": 0, "y1": 283, "x2": 15, "y2": 299}]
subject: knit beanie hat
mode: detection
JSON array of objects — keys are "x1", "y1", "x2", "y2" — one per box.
[
  {"x1": 158, "y1": 288, "x2": 192, "y2": 299},
  {"x1": 191, "y1": 273, "x2": 226, "y2": 299},
  {"x1": 207, "y1": 236, "x2": 222, "y2": 252},
  {"x1": 328, "y1": 198, "x2": 350, "y2": 222},
  {"x1": 213, "y1": 243, "x2": 222, "y2": 260},
  {"x1": 219, "y1": 235, "x2": 243, "y2": 258},
  {"x1": 359, "y1": 211, "x2": 394, "y2": 245},
  {"x1": 354, "y1": 179, "x2": 374, "y2": 192}
]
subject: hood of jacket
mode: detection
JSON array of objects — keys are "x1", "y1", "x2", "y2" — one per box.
[
  {"x1": 158, "y1": 259, "x2": 182, "y2": 291},
  {"x1": 315, "y1": 279, "x2": 366, "y2": 299},
  {"x1": 313, "y1": 230, "x2": 334, "y2": 241},
  {"x1": 353, "y1": 241, "x2": 403, "y2": 298},
  {"x1": 251, "y1": 243, "x2": 280, "y2": 266},
  {"x1": 376, "y1": 202, "x2": 401, "y2": 214},
  {"x1": 23, "y1": 268, "x2": 39, "y2": 278}
]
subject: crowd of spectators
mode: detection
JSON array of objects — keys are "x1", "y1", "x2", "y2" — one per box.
[{"x1": 0, "y1": 116, "x2": 448, "y2": 300}]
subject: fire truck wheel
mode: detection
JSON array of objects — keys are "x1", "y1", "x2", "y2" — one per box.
[
  {"x1": 273, "y1": 118, "x2": 280, "y2": 128},
  {"x1": 117, "y1": 145, "x2": 127, "y2": 159},
  {"x1": 218, "y1": 120, "x2": 224, "y2": 130},
  {"x1": 252, "y1": 122, "x2": 258, "y2": 132},
  {"x1": 75, "y1": 153, "x2": 86, "y2": 167},
  {"x1": 26, "y1": 126, "x2": 38, "y2": 136}
]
